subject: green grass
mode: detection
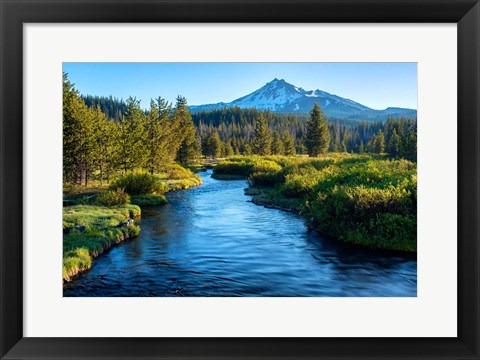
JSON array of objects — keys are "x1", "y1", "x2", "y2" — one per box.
[
  {"x1": 63, "y1": 163, "x2": 204, "y2": 281},
  {"x1": 216, "y1": 154, "x2": 417, "y2": 252},
  {"x1": 163, "y1": 175, "x2": 202, "y2": 191},
  {"x1": 63, "y1": 204, "x2": 141, "y2": 280}
]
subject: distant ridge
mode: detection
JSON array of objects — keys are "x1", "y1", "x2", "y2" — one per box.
[{"x1": 189, "y1": 78, "x2": 417, "y2": 121}]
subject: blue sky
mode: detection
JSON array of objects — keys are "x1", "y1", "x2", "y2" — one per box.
[{"x1": 63, "y1": 63, "x2": 417, "y2": 110}]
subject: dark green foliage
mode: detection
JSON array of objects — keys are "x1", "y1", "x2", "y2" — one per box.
[
  {"x1": 252, "y1": 113, "x2": 272, "y2": 155},
  {"x1": 174, "y1": 96, "x2": 201, "y2": 165},
  {"x1": 305, "y1": 103, "x2": 330, "y2": 156},
  {"x1": 271, "y1": 131, "x2": 285, "y2": 155},
  {"x1": 144, "y1": 98, "x2": 178, "y2": 174},
  {"x1": 82, "y1": 95, "x2": 127, "y2": 121},
  {"x1": 213, "y1": 161, "x2": 254, "y2": 177},
  {"x1": 193, "y1": 107, "x2": 416, "y2": 160},
  {"x1": 117, "y1": 97, "x2": 148, "y2": 173},
  {"x1": 282, "y1": 130, "x2": 296, "y2": 156},
  {"x1": 388, "y1": 128, "x2": 401, "y2": 158},
  {"x1": 203, "y1": 131, "x2": 223, "y2": 159},
  {"x1": 109, "y1": 172, "x2": 163, "y2": 196},
  {"x1": 370, "y1": 129, "x2": 386, "y2": 154},
  {"x1": 95, "y1": 188, "x2": 130, "y2": 206}
]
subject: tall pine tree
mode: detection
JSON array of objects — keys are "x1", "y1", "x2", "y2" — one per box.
[
  {"x1": 174, "y1": 96, "x2": 200, "y2": 165},
  {"x1": 252, "y1": 113, "x2": 272, "y2": 155},
  {"x1": 305, "y1": 103, "x2": 330, "y2": 156}
]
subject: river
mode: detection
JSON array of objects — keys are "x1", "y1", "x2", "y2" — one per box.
[{"x1": 64, "y1": 170, "x2": 417, "y2": 297}]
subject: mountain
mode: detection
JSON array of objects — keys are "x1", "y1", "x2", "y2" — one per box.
[{"x1": 189, "y1": 78, "x2": 416, "y2": 121}]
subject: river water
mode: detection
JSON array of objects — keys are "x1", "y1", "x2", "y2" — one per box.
[{"x1": 64, "y1": 170, "x2": 417, "y2": 297}]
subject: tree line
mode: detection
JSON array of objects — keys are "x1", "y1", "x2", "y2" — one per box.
[
  {"x1": 82, "y1": 93, "x2": 417, "y2": 160},
  {"x1": 64, "y1": 73, "x2": 417, "y2": 186},
  {"x1": 63, "y1": 73, "x2": 199, "y2": 186}
]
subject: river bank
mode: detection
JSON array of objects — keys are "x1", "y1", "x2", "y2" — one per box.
[
  {"x1": 64, "y1": 169, "x2": 417, "y2": 297},
  {"x1": 213, "y1": 154, "x2": 417, "y2": 252},
  {"x1": 63, "y1": 204, "x2": 141, "y2": 282},
  {"x1": 63, "y1": 165, "x2": 203, "y2": 282}
]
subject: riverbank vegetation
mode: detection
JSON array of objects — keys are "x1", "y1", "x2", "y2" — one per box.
[
  {"x1": 62, "y1": 168, "x2": 201, "y2": 281},
  {"x1": 63, "y1": 204, "x2": 141, "y2": 281},
  {"x1": 214, "y1": 153, "x2": 416, "y2": 252}
]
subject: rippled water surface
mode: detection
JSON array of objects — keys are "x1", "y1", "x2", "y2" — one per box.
[{"x1": 64, "y1": 170, "x2": 417, "y2": 297}]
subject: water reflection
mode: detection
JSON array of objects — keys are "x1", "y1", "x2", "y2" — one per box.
[{"x1": 64, "y1": 170, "x2": 417, "y2": 297}]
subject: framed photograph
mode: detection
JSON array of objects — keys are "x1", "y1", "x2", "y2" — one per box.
[{"x1": 1, "y1": 0, "x2": 479, "y2": 359}]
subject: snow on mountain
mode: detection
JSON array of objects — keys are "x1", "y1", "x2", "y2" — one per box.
[{"x1": 189, "y1": 78, "x2": 416, "y2": 121}]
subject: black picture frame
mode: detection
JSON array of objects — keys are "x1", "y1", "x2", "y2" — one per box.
[{"x1": 1, "y1": 0, "x2": 479, "y2": 359}]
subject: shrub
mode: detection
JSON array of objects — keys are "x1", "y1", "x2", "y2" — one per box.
[
  {"x1": 280, "y1": 165, "x2": 325, "y2": 198},
  {"x1": 249, "y1": 171, "x2": 281, "y2": 186},
  {"x1": 214, "y1": 161, "x2": 254, "y2": 176},
  {"x1": 160, "y1": 163, "x2": 194, "y2": 180},
  {"x1": 251, "y1": 159, "x2": 282, "y2": 174},
  {"x1": 95, "y1": 188, "x2": 130, "y2": 206},
  {"x1": 110, "y1": 172, "x2": 163, "y2": 195}
]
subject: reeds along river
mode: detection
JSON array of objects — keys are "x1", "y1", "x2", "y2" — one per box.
[{"x1": 63, "y1": 170, "x2": 417, "y2": 297}]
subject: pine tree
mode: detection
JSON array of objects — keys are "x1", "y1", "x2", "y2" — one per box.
[
  {"x1": 305, "y1": 103, "x2": 330, "y2": 156},
  {"x1": 373, "y1": 129, "x2": 386, "y2": 154},
  {"x1": 359, "y1": 140, "x2": 365, "y2": 154},
  {"x1": 252, "y1": 113, "x2": 272, "y2": 155},
  {"x1": 145, "y1": 99, "x2": 176, "y2": 174},
  {"x1": 92, "y1": 105, "x2": 116, "y2": 184},
  {"x1": 63, "y1": 72, "x2": 82, "y2": 184},
  {"x1": 204, "y1": 131, "x2": 223, "y2": 159},
  {"x1": 271, "y1": 130, "x2": 285, "y2": 155},
  {"x1": 63, "y1": 72, "x2": 97, "y2": 186},
  {"x1": 282, "y1": 130, "x2": 296, "y2": 156},
  {"x1": 387, "y1": 128, "x2": 401, "y2": 158},
  {"x1": 116, "y1": 97, "x2": 147, "y2": 173},
  {"x1": 174, "y1": 96, "x2": 199, "y2": 165},
  {"x1": 224, "y1": 141, "x2": 235, "y2": 157},
  {"x1": 405, "y1": 126, "x2": 417, "y2": 161}
]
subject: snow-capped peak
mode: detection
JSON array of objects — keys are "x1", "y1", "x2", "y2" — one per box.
[{"x1": 189, "y1": 78, "x2": 416, "y2": 121}]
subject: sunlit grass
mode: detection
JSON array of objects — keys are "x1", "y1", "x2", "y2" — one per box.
[{"x1": 63, "y1": 204, "x2": 141, "y2": 280}]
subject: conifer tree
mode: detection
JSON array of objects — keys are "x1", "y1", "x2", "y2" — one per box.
[
  {"x1": 271, "y1": 130, "x2": 285, "y2": 155},
  {"x1": 387, "y1": 128, "x2": 401, "y2": 158},
  {"x1": 116, "y1": 97, "x2": 147, "y2": 173},
  {"x1": 252, "y1": 113, "x2": 272, "y2": 155},
  {"x1": 174, "y1": 96, "x2": 199, "y2": 165},
  {"x1": 204, "y1": 131, "x2": 223, "y2": 159},
  {"x1": 282, "y1": 130, "x2": 296, "y2": 156},
  {"x1": 305, "y1": 103, "x2": 330, "y2": 156},
  {"x1": 145, "y1": 100, "x2": 167, "y2": 174},
  {"x1": 92, "y1": 105, "x2": 116, "y2": 184},
  {"x1": 359, "y1": 140, "x2": 365, "y2": 154},
  {"x1": 63, "y1": 72, "x2": 82, "y2": 184},
  {"x1": 373, "y1": 129, "x2": 386, "y2": 154},
  {"x1": 224, "y1": 140, "x2": 235, "y2": 157}
]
